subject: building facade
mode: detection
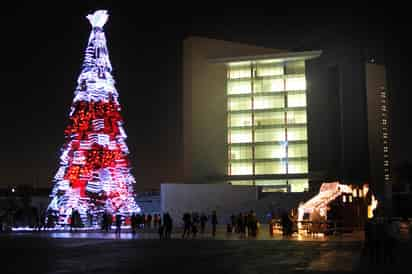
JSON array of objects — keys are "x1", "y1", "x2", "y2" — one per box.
[
  {"x1": 215, "y1": 52, "x2": 321, "y2": 192},
  {"x1": 183, "y1": 37, "x2": 321, "y2": 192},
  {"x1": 182, "y1": 36, "x2": 389, "y2": 197},
  {"x1": 183, "y1": 37, "x2": 284, "y2": 186}
]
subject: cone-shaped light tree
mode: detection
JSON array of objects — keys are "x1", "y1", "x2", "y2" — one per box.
[{"x1": 47, "y1": 10, "x2": 141, "y2": 226}]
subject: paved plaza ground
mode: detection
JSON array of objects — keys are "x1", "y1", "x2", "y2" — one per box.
[{"x1": 1, "y1": 227, "x2": 411, "y2": 274}]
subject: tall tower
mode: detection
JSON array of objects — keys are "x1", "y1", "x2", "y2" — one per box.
[
  {"x1": 366, "y1": 63, "x2": 392, "y2": 215},
  {"x1": 47, "y1": 10, "x2": 140, "y2": 226}
]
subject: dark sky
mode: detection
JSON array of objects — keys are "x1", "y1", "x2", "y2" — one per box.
[{"x1": 1, "y1": 3, "x2": 409, "y2": 191}]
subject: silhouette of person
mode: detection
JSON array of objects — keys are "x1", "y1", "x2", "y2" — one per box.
[
  {"x1": 211, "y1": 211, "x2": 218, "y2": 237},
  {"x1": 182, "y1": 212, "x2": 191, "y2": 238},
  {"x1": 115, "y1": 213, "x2": 122, "y2": 234}
]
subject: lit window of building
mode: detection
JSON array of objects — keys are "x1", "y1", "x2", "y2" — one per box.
[{"x1": 226, "y1": 56, "x2": 317, "y2": 191}]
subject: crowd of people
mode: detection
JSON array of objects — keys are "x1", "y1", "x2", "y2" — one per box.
[
  {"x1": 181, "y1": 211, "x2": 216, "y2": 238},
  {"x1": 4, "y1": 205, "x2": 412, "y2": 259},
  {"x1": 98, "y1": 211, "x2": 174, "y2": 239},
  {"x1": 226, "y1": 210, "x2": 259, "y2": 237},
  {"x1": 100, "y1": 212, "x2": 164, "y2": 233}
]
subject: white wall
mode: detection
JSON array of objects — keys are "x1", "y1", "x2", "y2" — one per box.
[{"x1": 161, "y1": 183, "x2": 258, "y2": 225}]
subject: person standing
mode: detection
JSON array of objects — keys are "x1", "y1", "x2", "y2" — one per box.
[
  {"x1": 115, "y1": 213, "x2": 122, "y2": 235},
  {"x1": 230, "y1": 214, "x2": 236, "y2": 233},
  {"x1": 70, "y1": 209, "x2": 77, "y2": 232},
  {"x1": 106, "y1": 212, "x2": 113, "y2": 232},
  {"x1": 281, "y1": 211, "x2": 290, "y2": 236},
  {"x1": 87, "y1": 209, "x2": 93, "y2": 228},
  {"x1": 158, "y1": 216, "x2": 164, "y2": 240},
  {"x1": 211, "y1": 210, "x2": 218, "y2": 237},
  {"x1": 164, "y1": 212, "x2": 173, "y2": 239},
  {"x1": 200, "y1": 213, "x2": 208, "y2": 234},
  {"x1": 182, "y1": 212, "x2": 191, "y2": 238},
  {"x1": 142, "y1": 214, "x2": 146, "y2": 229},
  {"x1": 269, "y1": 214, "x2": 276, "y2": 236},
  {"x1": 248, "y1": 210, "x2": 257, "y2": 237},
  {"x1": 147, "y1": 214, "x2": 152, "y2": 229},
  {"x1": 104, "y1": 211, "x2": 111, "y2": 232},
  {"x1": 191, "y1": 212, "x2": 199, "y2": 238},
  {"x1": 0, "y1": 214, "x2": 3, "y2": 232},
  {"x1": 153, "y1": 214, "x2": 158, "y2": 229},
  {"x1": 158, "y1": 223, "x2": 164, "y2": 239},
  {"x1": 131, "y1": 213, "x2": 137, "y2": 234},
  {"x1": 136, "y1": 214, "x2": 142, "y2": 229}
]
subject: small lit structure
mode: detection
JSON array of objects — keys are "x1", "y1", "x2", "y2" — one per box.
[{"x1": 298, "y1": 182, "x2": 378, "y2": 234}]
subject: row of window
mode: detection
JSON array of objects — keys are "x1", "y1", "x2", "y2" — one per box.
[
  {"x1": 229, "y1": 127, "x2": 307, "y2": 143},
  {"x1": 228, "y1": 110, "x2": 306, "y2": 127},
  {"x1": 229, "y1": 178, "x2": 308, "y2": 192},
  {"x1": 229, "y1": 158, "x2": 308, "y2": 175},
  {"x1": 227, "y1": 61, "x2": 305, "y2": 79},
  {"x1": 230, "y1": 143, "x2": 307, "y2": 160},
  {"x1": 228, "y1": 94, "x2": 306, "y2": 111},
  {"x1": 227, "y1": 76, "x2": 306, "y2": 94}
]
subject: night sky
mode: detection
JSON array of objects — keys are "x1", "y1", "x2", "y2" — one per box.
[{"x1": 1, "y1": 3, "x2": 409, "y2": 192}]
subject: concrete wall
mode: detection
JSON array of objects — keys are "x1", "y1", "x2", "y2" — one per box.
[
  {"x1": 183, "y1": 37, "x2": 284, "y2": 184},
  {"x1": 160, "y1": 183, "x2": 314, "y2": 225},
  {"x1": 161, "y1": 183, "x2": 258, "y2": 225}
]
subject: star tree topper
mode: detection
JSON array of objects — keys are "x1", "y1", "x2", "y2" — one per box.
[{"x1": 86, "y1": 10, "x2": 109, "y2": 28}]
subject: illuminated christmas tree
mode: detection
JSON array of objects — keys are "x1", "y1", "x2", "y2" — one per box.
[{"x1": 47, "y1": 10, "x2": 140, "y2": 226}]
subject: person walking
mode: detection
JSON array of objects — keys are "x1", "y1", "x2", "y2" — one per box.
[{"x1": 211, "y1": 210, "x2": 218, "y2": 237}]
